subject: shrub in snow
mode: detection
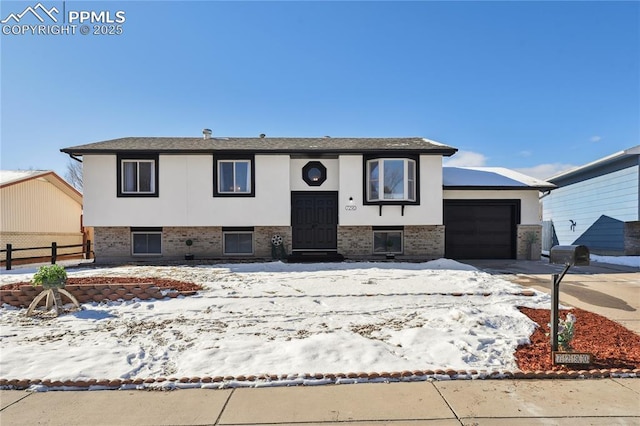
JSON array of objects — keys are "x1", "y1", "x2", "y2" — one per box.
[{"x1": 31, "y1": 265, "x2": 67, "y2": 289}]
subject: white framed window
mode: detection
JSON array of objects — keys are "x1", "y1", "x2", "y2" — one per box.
[
  {"x1": 366, "y1": 158, "x2": 416, "y2": 202},
  {"x1": 120, "y1": 159, "x2": 157, "y2": 195},
  {"x1": 131, "y1": 230, "x2": 162, "y2": 255},
  {"x1": 223, "y1": 230, "x2": 254, "y2": 255},
  {"x1": 215, "y1": 158, "x2": 254, "y2": 196},
  {"x1": 373, "y1": 230, "x2": 403, "y2": 254}
]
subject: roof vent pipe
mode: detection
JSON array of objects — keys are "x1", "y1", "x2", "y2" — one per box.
[{"x1": 203, "y1": 128, "x2": 212, "y2": 139}]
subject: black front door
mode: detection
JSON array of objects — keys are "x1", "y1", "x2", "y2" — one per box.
[{"x1": 291, "y1": 192, "x2": 338, "y2": 250}]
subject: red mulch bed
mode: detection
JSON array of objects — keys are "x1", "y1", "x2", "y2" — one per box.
[
  {"x1": 3, "y1": 277, "x2": 202, "y2": 293},
  {"x1": 516, "y1": 307, "x2": 640, "y2": 371}
]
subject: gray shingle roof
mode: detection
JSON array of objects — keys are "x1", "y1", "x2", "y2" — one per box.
[{"x1": 61, "y1": 137, "x2": 457, "y2": 156}]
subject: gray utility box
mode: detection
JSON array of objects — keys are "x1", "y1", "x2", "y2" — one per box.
[{"x1": 549, "y1": 245, "x2": 590, "y2": 266}]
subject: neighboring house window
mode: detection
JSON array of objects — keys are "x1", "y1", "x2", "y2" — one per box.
[
  {"x1": 131, "y1": 228, "x2": 162, "y2": 255},
  {"x1": 214, "y1": 156, "x2": 255, "y2": 197},
  {"x1": 223, "y1": 228, "x2": 254, "y2": 255},
  {"x1": 373, "y1": 228, "x2": 403, "y2": 254},
  {"x1": 117, "y1": 154, "x2": 159, "y2": 197},
  {"x1": 365, "y1": 158, "x2": 417, "y2": 203}
]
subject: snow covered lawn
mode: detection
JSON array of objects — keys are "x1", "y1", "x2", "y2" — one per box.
[{"x1": 0, "y1": 260, "x2": 550, "y2": 383}]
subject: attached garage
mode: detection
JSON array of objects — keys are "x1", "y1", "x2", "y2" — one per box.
[
  {"x1": 443, "y1": 167, "x2": 556, "y2": 260},
  {"x1": 444, "y1": 200, "x2": 520, "y2": 259}
]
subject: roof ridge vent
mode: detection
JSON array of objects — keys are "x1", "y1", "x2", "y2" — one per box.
[{"x1": 202, "y1": 128, "x2": 212, "y2": 139}]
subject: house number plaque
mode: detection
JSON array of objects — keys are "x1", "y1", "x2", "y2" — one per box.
[
  {"x1": 552, "y1": 352, "x2": 592, "y2": 365},
  {"x1": 345, "y1": 205, "x2": 357, "y2": 211}
]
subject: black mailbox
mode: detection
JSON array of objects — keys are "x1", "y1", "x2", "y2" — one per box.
[{"x1": 549, "y1": 245, "x2": 590, "y2": 266}]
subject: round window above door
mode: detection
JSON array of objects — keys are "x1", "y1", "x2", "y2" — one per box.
[{"x1": 302, "y1": 161, "x2": 327, "y2": 186}]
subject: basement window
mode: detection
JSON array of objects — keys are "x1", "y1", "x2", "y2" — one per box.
[
  {"x1": 373, "y1": 228, "x2": 403, "y2": 254},
  {"x1": 131, "y1": 228, "x2": 162, "y2": 255},
  {"x1": 223, "y1": 228, "x2": 254, "y2": 255}
]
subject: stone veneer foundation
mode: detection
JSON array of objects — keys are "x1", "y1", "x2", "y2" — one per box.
[
  {"x1": 517, "y1": 225, "x2": 542, "y2": 260},
  {"x1": 95, "y1": 225, "x2": 545, "y2": 262},
  {"x1": 94, "y1": 226, "x2": 292, "y2": 263},
  {"x1": 337, "y1": 225, "x2": 445, "y2": 260},
  {"x1": 95, "y1": 225, "x2": 448, "y2": 262},
  {"x1": 403, "y1": 225, "x2": 445, "y2": 258}
]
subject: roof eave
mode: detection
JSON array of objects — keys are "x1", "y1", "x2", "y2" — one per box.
[
  {"x1": 0, "y1": 171, "x2": 83, "y2": 203},
  {"x1": 547, "y1": 145, "x2": 640, "y2": 181},
  {"x1": 443, "y1": 185, "x2": 556, "y2": 191},
  {"x1": 61, "y1": 148, "x2": 458, "y2": 156},
  {"x1": 0, "y1": 170, "x2": 50, "y2": 188}
]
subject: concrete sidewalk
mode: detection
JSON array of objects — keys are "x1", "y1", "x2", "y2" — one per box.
[{"x1": 2, "y1": 378, "x2": 639, "y2": 425}]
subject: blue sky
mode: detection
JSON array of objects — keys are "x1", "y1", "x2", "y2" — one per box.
[{"x1": 1, "y1": 1, "x2": 638, "y2": 181}]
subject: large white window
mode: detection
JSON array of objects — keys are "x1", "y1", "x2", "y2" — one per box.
[
  {"x1": 121, "y1": 159, "x2": 156, "y2": 195},
  {"x1": 223, "y1": 231, "x2": 254, "y2": 255},
  {"x1": 131, "y1": 231, "x2": 162, "y2": 255},
  {"x1": 215, "y1": 159, "x2": 253, "y2": 195},
  {"x1": 367, "y1": 158, "x2": 416, "y2": 202}
]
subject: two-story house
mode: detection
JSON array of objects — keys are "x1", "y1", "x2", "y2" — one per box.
[{"x1": 61, "y1": 132, "x2": 553, "y2": 263}]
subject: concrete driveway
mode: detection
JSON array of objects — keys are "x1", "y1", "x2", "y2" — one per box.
[{"x1": 463, "y1": 259, "x2": 640, "y2": 333}]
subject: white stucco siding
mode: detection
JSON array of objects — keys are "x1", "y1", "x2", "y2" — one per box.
[
  {"x1": 202, "y1": 154, "x2": 290, "y2": 226},
  {"x1": 83, "y1": 154, "x2": 290, "y2": 226},
  {"x1": 290, "y1": 158, "x2": 339, "y2": 191},
  {"x1": 83, "y1": 155, "x2": 117, "y2": 227},
  {"x1": 339, "y1": 155, "x2": 444, "y2": 226},
  {"x1": 443, "y1": 189, "x2": 541, "y2": 224},
  {"x1": 542, "y1": 165, "x2": 639, "y2": 246},
  {"x1": 83, "y1": 155, "x2": 188, "y2": 226}
]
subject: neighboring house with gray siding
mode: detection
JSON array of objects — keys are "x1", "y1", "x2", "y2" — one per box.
[
  {"x1": 541, "y1": 145, "x2": 640, "y2": 255},
  {"x1": 61, "y1": 133, "x2": 553, "y2": 263}
]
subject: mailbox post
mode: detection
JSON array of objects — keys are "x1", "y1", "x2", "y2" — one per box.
[{"x1": 548, "y1": 245, "x2": 590, "y2": 355}]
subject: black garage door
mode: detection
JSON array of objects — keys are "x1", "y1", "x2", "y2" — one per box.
[{"x1": 444, "y1": 200, "x2": 520, "y2": 259}]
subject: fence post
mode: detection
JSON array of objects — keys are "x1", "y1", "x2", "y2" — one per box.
[
  {"x1": 51, "y1": 242, "x2": 57, "y2": 264},
  {"x1": 6, "y1": 244, "x2": 12, "y2": 271},
  {"x1": 85, "y1": 240, "x2": 91, "y2": 259}
]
